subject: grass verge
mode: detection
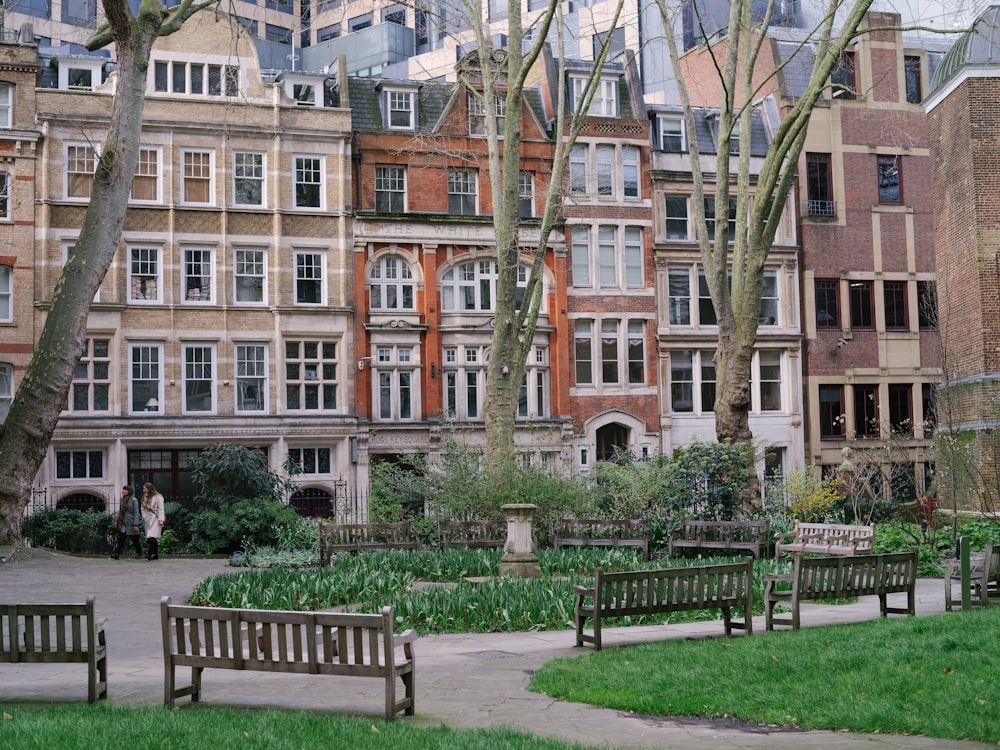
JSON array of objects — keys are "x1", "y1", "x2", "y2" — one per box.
[
  {"x1": 0, "y1": 704, "x2": 595, "y2": 750},
  {"x1": 530, "y1": 607, "x2": 1000, "y2": 743}
]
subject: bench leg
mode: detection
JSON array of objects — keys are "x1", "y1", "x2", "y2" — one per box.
[
  {"x1": 402, "y1": 669, "x2": 415, "y2": 716},
  {"x1": 192, "y1": 666, "x2": 202, "y2": 702},
  {"x1": 574, "y1": 613, "x2": 586, "y2": 648}
]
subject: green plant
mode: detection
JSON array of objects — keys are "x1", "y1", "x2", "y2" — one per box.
[
  {"x1": 660, "y1": 441, "x2": 755, "y2": 520},
  {"x1": 783, "y1": 466, "x2": 842, "y2": 522},
  {"x1": 21, "y1": 509, "x2": 116, "y2": 554},
  {"x1": 187, "y1": 497, "x2": 306, "y2": 554},
  {"x1": 187, "y1": 443, "x2": 298, "y2": 508},
  {"x1": 156, "y1": 527, "x2": 177, "y2": 556}
]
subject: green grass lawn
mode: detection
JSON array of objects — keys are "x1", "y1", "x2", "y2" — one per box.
[
  {"x1": 0, "y1": 704, "x2": 595, "y2": 750},
  {"x1": 531, "y1": 607, "x2": 1000, "y2": 743}
]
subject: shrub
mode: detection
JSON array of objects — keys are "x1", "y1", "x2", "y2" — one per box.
[
  {"x1": 660, "y1": 441, "x2": 755, "y2": 520},
  {"x1": 22, "y1": 509, "x2": 116, "y2": 554},
  {"x1": 783, "y1": 467, "x2": 842, "y2": 522},
  {"x1": 187, "y1": 497, "x2": 306, "y2": 554},
  {"x1": 187, "y1": 443, "x2": 298, "y2": 508}
]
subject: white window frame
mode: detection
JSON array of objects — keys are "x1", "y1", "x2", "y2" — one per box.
[
  {"x1": 572, "y1": 225, "x2": 644, "y2": 291},
  {"x1": 181, "y1": 149, "x2": 214, "y2": 205},
  {"x1": 572, "y1": 75, "x2": 618, "y2": 117},
  {"x1": 0, "y1": 171, "x2": 7, "y2": 220},
  {"x1": 442, "y1": 344, "x2": 488, "y2": 420},
  {"x1": 129, "y1": 342, "x2": 163, "y2": 415},
  {"x1": 370, "y1": 255, "x2": 415, "y2": 311},
  {"x1": 54, "y1": 449, "x2": 105, "y2": 480},
  {"x1": 659, "y1": 115, "x2": 687, "y2": 151},
  {"x1": 759, "y1": 269, "x2": 779, "y2": 326},
  {"x1": 128, "y1": 245, "x2": 162, "y2": 303},
  {"x1": 0, "y1": 362, "x2": 12, "y2": 424},
  {"x1": 755, "y1": 349, "x2": 783, "y2": 412},
  {"x1": 516, "y1": 346, "x2": 549, "y2": 419},
  {"x1": 670, "y1": 349, "x2": 716, "y2": 414},
  {"x1": 386, "y1": 89, "x2": 415, "y2": 130},
  {"x1": 67, "y1": 337, "x2": 111, "y2": 414},
  {"x1": 65, "y1": 143, "x2": 97, "y2": 201},
  {"x1": 129, "y1": 147, "x2": 161, "y2": 204},
  {"x1": 518, "y1": 171, "x2": 534, "y2": 217},
  {"x1": 284, "y1": 339, "x2": 339, "y2": 412},
  {"x1": 287, "y1": 446, "x2": 333, "y2": 474},
  {"x1": 574, "y1": 317, "x2": 645, "y2": 389},
  {"x1": 374, "y1": 165, "x2": 406, "y2": 213},
  {"x1": 234, "y1": 247, "x2": 267, "y2": 305},
  {"x1": 468, "y1": 92, "x2": 506, "y2": 137},
  {"x1": 235, "y1": 343, "x2": 267, "y2": 413},
  {"x1": 182, "y1": 343, "x2": 216, "y2": 414},
  {"x1": 664, "y1": 195, "x2": 690, "y2": 240},
  {"x1": 233, "y1": 151, "x2": 265, "y2": 207},
  {"x1": 0, "y1": 83, "x2": 11, "y2": 128},
  {"x1": 622, "y1": 146, "x2": 640, "y2": 199},
  {"x1": 182, "y1": 246, "x2": 215, "y2": 303},
  {"x1": 447, "y1": 168, "x2": 478, "y2": 215},
  {"x1": 294, "y1": 250, "x2": 326, "y2": 305},
  {"x1": 667, "y1": 267, "x2": 691, "y2": 325},
  {"x1": 294, "y1": 155, "x2": 324, "y2": 209},
  {"x1": 373, "y1": 345, "x2": 419, "y2": 421},
  {"x1": 0, "y1": 265, "x2": 11, "y2": 322},
  {"x1": 569, "y1": 145, "x2": 588, "y2": 195},
  {"x1": 440, "y1": 260, "x2": 534, "y2": 313}
]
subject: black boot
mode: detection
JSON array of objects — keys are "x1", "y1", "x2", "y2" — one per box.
[{"x1": 147, "y1": 537, "x2": 159, "y2": 561}]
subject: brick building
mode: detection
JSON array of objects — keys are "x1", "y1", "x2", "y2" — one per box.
[
  {"x1": 925, "y1": 6, "x2": 1000, "y2": 511},
  {"x1": 678, "y1": 12, "x2": 944, "y2": 495},
  {"x1": 0, "y1": 40, "x2": 39, "y2": 428},
  {"x1": 21, "y1": 10, "x2": 356, "y2": 513}
]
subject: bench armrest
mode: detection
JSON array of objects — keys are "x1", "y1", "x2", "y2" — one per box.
[
  {"x1": 762, "y1": 573, "x2": 793, "y2": 583},
  {"x1": 773, "y1": 531, "x2": 796, "y2": 542},
  {"x1": 394, "y1": 629, "x2": 417, "y2": 647},
  {"x1": 573, "y1": 586, "x2": 595, "y2": 597}
]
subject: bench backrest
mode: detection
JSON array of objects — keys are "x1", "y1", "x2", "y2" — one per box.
[
  {"x1": 791, "y1": 522, "x2": 875, "y2": 550},
  {"x1": 593, "y1": 558, "x2": 752, "y2": 616},
  {"x1": 319, "y1": 522, "x2": 417, "y2": 548},
  {"x1": 161, "y1": 597, "x2": 398, "y2": 677},
  {"x1": 1, "y1": 598, "x2": 98, "y2": 664},
  {"x1": 792, "y1": 549, "x2": 916, "y2": 598},
  {"x1": 556, "y1": 518, "x2": 650, "y2": 540},
  {"x1": 438, "y1": 519, "x2": 505, "y2": 547},
  {"x1": 677, "y1": 520, "x2": 770, "y2": 541}
]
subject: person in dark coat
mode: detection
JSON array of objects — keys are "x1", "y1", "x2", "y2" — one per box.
[{"x1": 111, "y1": 485, "x2": 144, "y2": 559}]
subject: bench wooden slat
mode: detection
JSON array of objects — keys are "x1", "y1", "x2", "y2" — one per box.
[
  {"x1": 161, "y1": 598, "x2": 415, "y2": 719},
  {"x1": 765, "y1": 549, "x2": 917, "y2": 630},
  {"x1": 775, "y1": 522, "x2": 875, "y2": 558},
  {"x1": 554, "y1": 518, "x2": 651, "y2": 560},
  {"x1": 668, "y1": 520, "x2": 770, "y2": 558},
  {"x1": 0, "y1": 598, "x2": 107, "y2": 703},
  {"x1": 575, "y1": 559, "x2": 754, "y2": 650}
]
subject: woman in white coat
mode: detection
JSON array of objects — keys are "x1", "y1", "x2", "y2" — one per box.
[{"x1": 140, "y1": 481, "x2": 166, "y2": 560}]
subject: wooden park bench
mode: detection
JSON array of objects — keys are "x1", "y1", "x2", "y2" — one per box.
[
  {"x1": 554, "y1": 518, "x2": 651, "y2": 561},
  {"x1": 437, "y1": 519, "x2": 505, "y2": 549},
  {"x1": 160, "y1": 597, "x2": 416, "y2": 720},
  {"x1": 319, "y1": 521, "x2": 420, "y2": 565},
  {"x1": 668, "y1": 520, "x2": 770, "y2": 558},
  {"x1": 773, "y1": 521, "x2": 875, "y2": 558},
  {"x1": 764, "y1": 548, "x2": 918, "y2": 631},
  {"x1": 944, "y1": 540, "x2": 1000, "y2": 610},
  {"x1": 574, "y1": 557, "x2": 754, "y2": 650},
  {"x1": 1, "y1": 596, "x2": 108, "y2": 704}
]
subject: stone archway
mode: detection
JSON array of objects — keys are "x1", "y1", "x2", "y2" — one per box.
[{"x1": 596, "y1": 423, "x2": 630, "y2": 462}]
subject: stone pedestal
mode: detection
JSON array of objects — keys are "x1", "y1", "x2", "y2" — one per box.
[{"x1": 498, "y1": 503, "x2": 541, "y2": 578}]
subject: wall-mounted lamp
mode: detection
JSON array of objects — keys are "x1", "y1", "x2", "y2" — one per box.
[
  {"x1": 357, "y1": 356, "x2": 373, "y2": 371},
  {"x1": 832, "y1": 338, "x2": 848, "y2": 356},
  {"x1": 430, "y1": 362, "x2": 437, "y2": 379}
]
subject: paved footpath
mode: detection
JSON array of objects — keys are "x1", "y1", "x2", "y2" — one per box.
[{"x1": 0, "y1": 548, "x2": 992, "y2": 749}]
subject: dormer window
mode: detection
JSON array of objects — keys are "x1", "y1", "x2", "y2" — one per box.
[
  {"x1": 658, "y1": 115, "x2": 686, "y2": 151},
  {"x1": 281, "y1": 74, "x2": 321, "y2": 106},
  {"x1": 571, "y1": 75, "x2": 618, "y2": 117},
  {"x1": 55, "y1": 57, "x2": 105, "y2": 91},
  {"x1": 384, "y1": 88, "x2": 416, "y2": 130},
  {"x1": 469, "y1": 92, "x2": 505, "y2": 136}
]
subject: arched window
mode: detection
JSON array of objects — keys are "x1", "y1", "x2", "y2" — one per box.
[
  {"x1": 440, "y1": 260, "x2": 535, "y2": 312},
  {"x1": 56, "y1": 493, "x2": 106, "y2": 512},
  {"x1": 370, "y1": 255, "x2": 414, "y2": 310}
]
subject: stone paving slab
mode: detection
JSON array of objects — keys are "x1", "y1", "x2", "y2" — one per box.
[{"x1": 0, "y1": 548, "x2": 992, "y2": 749}]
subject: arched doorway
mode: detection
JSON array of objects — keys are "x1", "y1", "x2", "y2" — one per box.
[
  {"x1": 289, "y1": 487, "x2": 334, "y2": 518},
  {"x1": 56, "y1": 493, "x2": 106, "y2": 512},
  {"x1": 596, "y1": 423, "x2": 630, "y2": 462}
]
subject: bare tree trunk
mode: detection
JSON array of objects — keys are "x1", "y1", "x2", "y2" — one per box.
[{"x1": 0, "y1": 0, "x2": 209, "y2": 544}]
